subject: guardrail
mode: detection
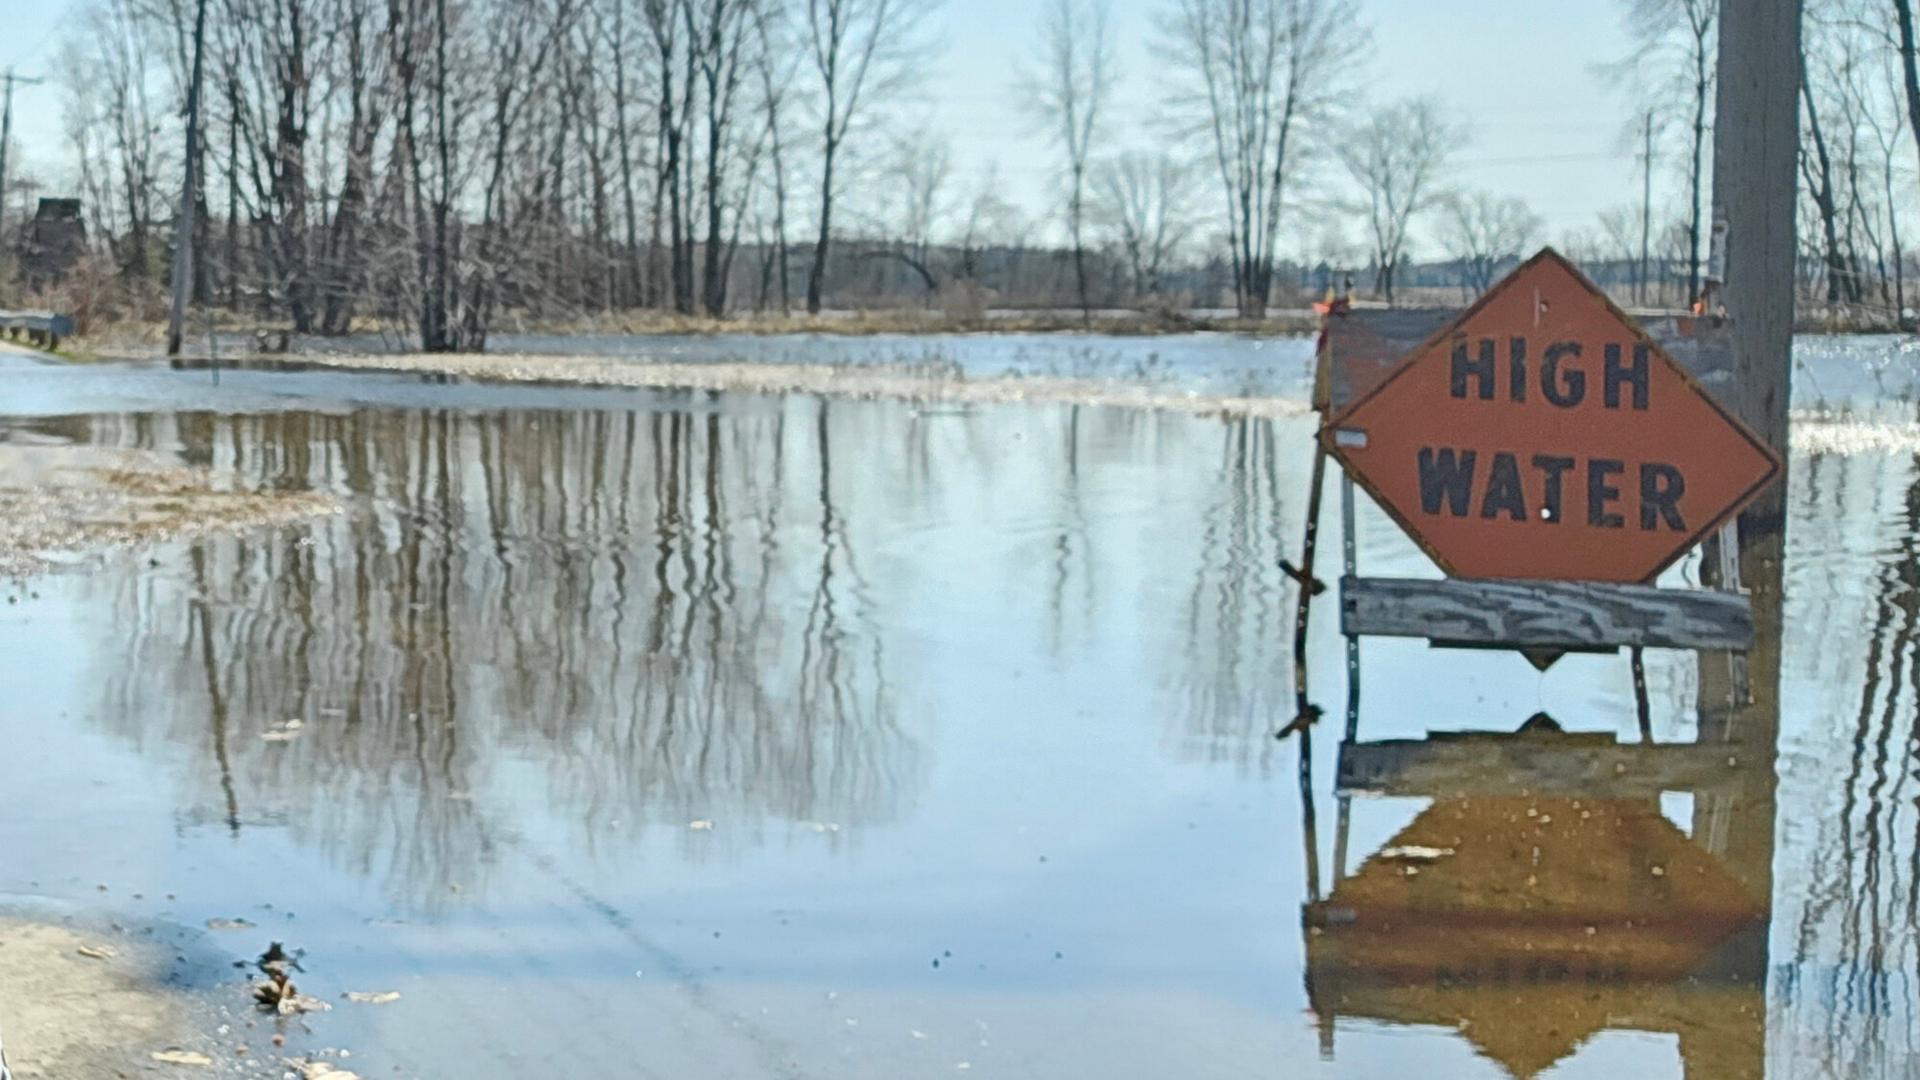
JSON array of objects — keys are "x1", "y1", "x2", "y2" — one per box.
[{"x1": 0, "y1": 310, "x2": 75, "y2": 349}]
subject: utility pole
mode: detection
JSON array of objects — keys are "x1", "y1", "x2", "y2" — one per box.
[
  {"x1": 167, "y1": 0, "x2": 211, "y2": 356},
  {"x1": 1689, "y1": 19, "x2": 1799, "y2": 1080},
  {"x1": 1639, "y1": 108, "x2": 1654, "y2": 306},
  {"x1": 0, "y1": 69, "x2": 46, "y2": 237},
  {"x1": 1710, "y1": 0, "x2": 1800, "y2": 541}
]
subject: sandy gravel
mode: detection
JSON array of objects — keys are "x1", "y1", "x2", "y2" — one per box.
[{"x1": 292, "y1": 352, "x2": 1314, "y2": 420}]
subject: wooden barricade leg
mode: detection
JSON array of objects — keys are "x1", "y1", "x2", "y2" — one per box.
[
  {"x1": 1289, "y1": 440, "x2": 1329, "y2": 897},
  {"x1": 1631, "y1": 646, "x2": 1653, "y2": 742},
  {"x1": 1331, "y1": 793, "x2": 1351, "y2": 887},
  {"x1": 1286, "y1": 440, "x2": 1329, "y2": 737},
  {"x1": 1715, "y1": 519, "x2": 1751, "y2": 708},
  {"x1": 1341, "y1": 471, "x2": 1360, "y2": 741}
]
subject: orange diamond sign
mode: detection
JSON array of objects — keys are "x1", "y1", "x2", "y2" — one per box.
[{"x1": 1322, "y1": 249, "x2": 1781, "y2": 583}]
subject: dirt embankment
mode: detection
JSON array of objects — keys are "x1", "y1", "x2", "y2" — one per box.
[
  {"x1": 0, "y1": 443, "x2": 339, "y2": 579},
  {"x1": 0, "y1": 916, "x2": 209, "y2": 1077}
]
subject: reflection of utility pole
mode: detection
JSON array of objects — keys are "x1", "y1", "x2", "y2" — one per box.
[{"x1": 0, "y1": 69, "x2": 46, "y2": 236}]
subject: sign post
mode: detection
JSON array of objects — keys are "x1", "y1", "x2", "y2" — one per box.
[{"x1": 1297, "y1": 248, "x2": 1783, "y2": 748}]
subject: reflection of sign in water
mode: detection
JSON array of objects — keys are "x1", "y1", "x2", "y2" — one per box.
[
  {"x1": 1323, "y1": 249, "x2": 1780, "y2": 583},
  {"x1": 1307, "y1": 796, "x2": 1767, "y2": 1079}
]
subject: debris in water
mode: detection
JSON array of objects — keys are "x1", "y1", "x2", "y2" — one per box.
[
  {"x1": 261, "y1": 718, "x2": 305, "y2": 742},
  {"x1": 253, "y1": 970, "x2": 293, "y2": 1011},
  {"x1": 342, "y1": 991, "x2": 400, "y2": 1005},
  {"x1": 150, "y1": 1049, "x2": 214, "y2": 1066},
  {"x1": 688, "y1": 820, "x2": 714, "y2": 830},
  {"x1": 254, "y1": 943, "x2": 326, "y2": 1014},
  {"x1": 75, "y1": 944, "x2": 116, "y2": 960},
  {"x1": 206, "y1": 918, "x2": 255, "y2": 931},
  {"x1": 257, "y1": 941, "x2": 305, "y2": 975},
  {"x1": 1377, "y1": 845, "x2": 1455, "y2": 862},
  {"x1": 255, "y1": 971, "x2": 330, "y2": 1015}
]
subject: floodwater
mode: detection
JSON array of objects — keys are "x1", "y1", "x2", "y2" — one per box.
[
  {"x1": 174, "y1": 328, "x2": 1315, "y2": 395},
  {"x1": 0, "y1": 334, "x2": 1917, "y2": 1077}
]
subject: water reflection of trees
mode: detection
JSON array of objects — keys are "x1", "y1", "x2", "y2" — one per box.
[
  {"x1": 1775, "y1": 444, "x2": 1920, "y2": 1075},
  {"x1": 1170, "y1": 415, "x2": 1294, "y2": 772},
  {"x1": 84, "y1": 400, "x2": 919, "y2": 905},
  {"x1": 68, "y1": 393, "x2": 1328, "y2": 905}
]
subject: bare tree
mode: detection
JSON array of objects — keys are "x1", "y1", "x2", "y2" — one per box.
[
  {"x1": 1607, "y1": 0, "x2": 1717, "y2": 303},
  {"x1": 690, "y1": 0, "x2": 762, "y2": 316},
  {"x1": 644, "y1": 0, "x2": 696, "y2": 314},
  {"x1": 800, "y1": 0, "x2": 932, "y2": 314},
  {"x1": 886, "y1": 125, "x2": 950, "y2": 273},
  {"x1": 1159, "y1": 0, "x2": 1364, "y2": 317},
  {"x1": 64, "y1": 0, "x2": 168, "y2": 282},
  {"x1": 955, "y1": 160, "x2": 1025, "y2": 284},
  {"x1": 457, "y1": 0, "x2": 577, "y2": 348},
  {"x1": 318, "y1": 0, "x2": 392, "y2": 333},
  {"x1": 1857, "y1": 36, "x2": 1911, "y2": 320},
  {"x1": 1339, "y1": 98, "x2": 1458, "y2": 304},
  {"x1": 223, "y1": 0, "x2": 329, "y2": 332},
  {"x1": 1896, "y1": 0, "x2": 1920, "y2": 179},
  {"x1": 1440, "y1": 190, "x2": 1541, "y2": 297},
  {"x1": 1597, "y1": 203, "x2": 1646, "y2": 293},
  {"x1": 1094, "y1": 150, "x2": 1198, "y2": 298},
  {"x1": 750, "y1": 0, "x2": 799, "y2": 314},
  {"x1": 1802, "y1": 46, "x2": 1863, "y2": 304},
  {"x1": 1024, "y1": 0, "x2": 1112, "y2": 319}
]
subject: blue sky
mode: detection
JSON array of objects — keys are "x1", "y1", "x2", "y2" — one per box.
[
  {"x1": 3, "y1": 0, "x2": 1645, "y2": 257},
  {"x1": 924, "y1": 0, "x2": 1642, "y2": 250}
]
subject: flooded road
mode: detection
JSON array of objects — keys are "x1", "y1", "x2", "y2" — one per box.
[{"x1": 0, "y1": 335, "x2": 1917, "y2": 1077}]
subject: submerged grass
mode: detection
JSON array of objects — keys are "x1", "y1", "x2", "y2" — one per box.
[
  {"x1": 0, "y1": 444, "x2": 340, "y2": 578},
  {"x1": 276, "y1": 351, "x2": 1315, "y2": 420}
]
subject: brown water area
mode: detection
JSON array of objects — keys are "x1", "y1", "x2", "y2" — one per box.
[{"x1": 0, "y1": 336, "x2": 1915, "y2": 1077}]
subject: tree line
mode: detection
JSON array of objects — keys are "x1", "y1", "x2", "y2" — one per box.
[{"x1": 5, "y1": 0, "x2": 1920, "y2": 347}]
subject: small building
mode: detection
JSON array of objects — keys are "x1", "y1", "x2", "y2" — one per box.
[{"x1": 19, "y1": 197, "x2": 86, "y2": 289}]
